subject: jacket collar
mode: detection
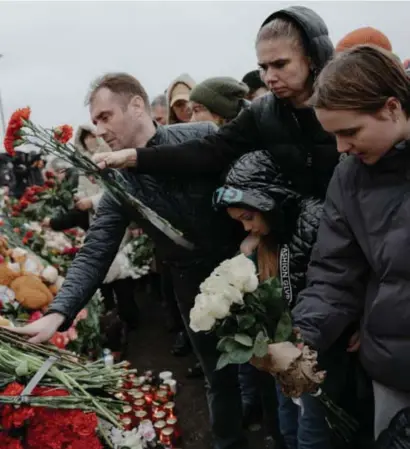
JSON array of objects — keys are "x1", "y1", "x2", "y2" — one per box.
[{"x1": 146, "y1": 122, "x2": 167, "y2": 147}]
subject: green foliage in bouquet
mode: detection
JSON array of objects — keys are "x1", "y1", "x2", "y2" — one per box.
[
  {"x1": 215, "y1": 278, "x2": 293, "y2": 370},
  {"x1": 23, "y1": 177, "x2": 76, "y2": 222},
  {"x1": 66, "y1": 291, "x2": 104, "y2": 356}
]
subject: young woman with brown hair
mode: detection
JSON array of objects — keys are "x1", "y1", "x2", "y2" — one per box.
[{"x1": 291, "y1": 45, "x2": 410, "y2": 439}]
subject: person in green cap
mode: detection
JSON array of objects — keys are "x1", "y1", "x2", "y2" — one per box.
[{"x1": 190, "y1": 76, "x2": 250, "y2": 126}]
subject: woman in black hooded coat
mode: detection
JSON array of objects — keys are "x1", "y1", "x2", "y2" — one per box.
[{"x1": 213, "y1": 150, "x2": 357, "y2": 449}]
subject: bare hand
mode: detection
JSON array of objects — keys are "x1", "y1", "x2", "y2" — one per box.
[
  {"x1": 75, "y1": 197, "x2": 93, "y2": 211},
  {"x1": 8, "y1": 313, "x2": 65, "y2": 344},
  {"x1": 347, "y1": 330, "x2": 360, "y2": 352},
  {"x1": 92, "y1": 149, "x2": 137, "y2": 170},
  {"x1": 240, "y1": 234, "x2": 260, "y2": 256}
]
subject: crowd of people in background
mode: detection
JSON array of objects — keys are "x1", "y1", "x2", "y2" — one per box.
[{"x1": 3, "y1": 5, "x2": 410, "y2": 449}]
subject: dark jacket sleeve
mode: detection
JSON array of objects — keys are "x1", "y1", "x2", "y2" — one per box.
[
  {"x1": 292, "y1": 168, "x2": 368, "y2": 352},
  {"x1": 50, "y1": 208, "x2": 89, "y2": 232},
  {"x1": 47, "y1": 192, "x2": 130, "y2": 330},
  {"x1": 137, "y1": 106, "x2": 260, "y2": 174}
]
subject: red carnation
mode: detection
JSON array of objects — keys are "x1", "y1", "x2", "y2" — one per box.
[
  {"x1": 45, "y1": 179, "x2": 55, "y2": 188},
  {"x1": 63, "y1": 247, "x2": 79, "y2": 256},
  {"x1": 49, "y1": 332, "x2": 67, "y2": 349},
  {"x1": 3, "y1": 107, "x2": 31, "y2": 156},
  {"x1": 70, "y1": 412, "x2": 98, "y2": 437},
  {"x1": 54, "y1": 125, "x2": 73, "y2": 144},
  {"x1": 19, "y1": 199, "x2": 30, "y2": 209},
  {"x1": 0, "y1": 433, "x2": 23, "y2": 449}
]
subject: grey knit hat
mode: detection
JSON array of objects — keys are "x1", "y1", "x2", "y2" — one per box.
[{"x1": 190, "y1": 77, "x2": 249, "y2": 119}]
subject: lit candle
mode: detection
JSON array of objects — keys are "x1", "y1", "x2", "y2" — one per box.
[
  {"x1": 134, "y1": 399, "x2": 146, "y2": 411},
  {"x1": 164, "y1": 402, "x2": 175, "y2": 418},
  {"x1": 155, "y1": 390, "x2": 169, "y2": 404},
  {"x1": 135, "y1": 410, "x2": 148, "y2": 425},
  {"x1": 154, "y1": 420, "x2": 167, "y2": 436},
  {"x1": 121, "y1": 417, "x2": 133, "y2": 431},
  {"x1": 153, "y1": 410, "x2": 167, "y2": 423},
  {"x1": 160, "y1": 427, "x2": 175, "y2": 446}
]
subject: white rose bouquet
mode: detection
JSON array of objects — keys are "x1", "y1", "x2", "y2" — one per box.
[
  {"x1": 189, "y1": 254, "x2": 358, "y2": 445},
  {"x1": 190, "y1": 254, "x2": 292, "y2": 368}
]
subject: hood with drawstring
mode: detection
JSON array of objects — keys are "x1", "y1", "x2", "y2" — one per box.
[
  {"x1": 166, "y1": 73, "x2": 196, "y2": 124},
  {"x1": 260, "y1": 6, "x2": 334, "y2": 75}
]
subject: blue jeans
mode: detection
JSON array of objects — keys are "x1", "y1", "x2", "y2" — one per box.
[{"x1": 276, "y1": 386, "x2": 331, "y2": 449}]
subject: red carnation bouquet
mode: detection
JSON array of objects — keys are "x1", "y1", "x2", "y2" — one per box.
[
  {"x1": 2, "y1": 107, "x2": 192, "y2": 249},
  {"x1": 0, "y1": 383, "x2": 102, "y2": 449}
]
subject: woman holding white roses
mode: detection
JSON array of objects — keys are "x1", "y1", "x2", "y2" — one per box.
[{"x1": 213, "y1": 150, "x2": 359, "y2": 449}]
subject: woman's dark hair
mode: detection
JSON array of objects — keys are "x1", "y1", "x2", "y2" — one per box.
[
  {"x1": 310, "y1": 45, "x2": 410, "y2": 116},
  {"x1": 79, "y1": 129, "x2": 95, "y2": 149}
]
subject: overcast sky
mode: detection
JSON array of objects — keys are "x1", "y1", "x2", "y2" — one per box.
[{"x1": 0, "y1": 1, "x2": 409, "y2": 144}]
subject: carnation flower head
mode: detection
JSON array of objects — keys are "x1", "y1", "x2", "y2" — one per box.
[
  {"x1": 54, "y1": 125, "x2": 73, "y2": 144},
  {"x1": 4, "y1": 107, "x2": 31, "y2": 156}
]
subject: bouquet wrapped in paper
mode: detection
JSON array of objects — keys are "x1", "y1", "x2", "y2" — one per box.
[{"x1": 189, "y1": 254, "x2": 358, "y2": 444}]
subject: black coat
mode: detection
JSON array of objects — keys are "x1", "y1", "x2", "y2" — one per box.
[
  {"x1": 214, "y1": 151, "x2": 322, "y2": 307},
  {"x1": 48, "y1": 123, "x2": 243, "y2": 329},
  {"x1": 292, "y1": 142, "x2": 410, "y2": 392},
  {"x1": 136, "y1": 6, "x2": 338, "y2": 200}
]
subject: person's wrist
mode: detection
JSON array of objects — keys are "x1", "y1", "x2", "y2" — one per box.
[
  {"x1": 48, "y1": 312, "x2": 65, "y2": 326},
  {"x1": 125, "y1": 149, "x2": 138, "y2": 168}
]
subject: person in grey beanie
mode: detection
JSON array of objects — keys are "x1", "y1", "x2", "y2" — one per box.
[{"x1": 190, "y1": 76, "x2": 249, "y2": 125}]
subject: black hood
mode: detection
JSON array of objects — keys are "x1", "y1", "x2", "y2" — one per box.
[
  {"x1": 214, "y1": 151, "x2": 301, "y2": 243},
  {"x1": 261, "y1": 6, "x2": 334, "y2": 72}
]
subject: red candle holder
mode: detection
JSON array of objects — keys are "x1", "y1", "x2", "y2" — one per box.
[
  {"x1": 121, "y1": 417, "x2": 133, "y2": 431},
  {"x1": 155, "y1": 390, "x2": 169, "y2": 404},
  {"x1": 160, "y1": 427, "x2": 175, "y2": 447},
  {"x1": 152, "y1": 410, "x2": 167, "y2": 423},
  {"x1": 134, "y1": 399, "x2": 146, "y2": 411},
  {"x1": 135, "y1": 410, "x2": 148, "y2": 425},
  {"x1": 164, "y1": 402, "x2": 175, "y2": 418},
  {"x1": 166, "y1": 417, "x2": 181, "y2": 440},
  {"x1": 154, "y1": 420, "x2": 167, "y2": 436}
]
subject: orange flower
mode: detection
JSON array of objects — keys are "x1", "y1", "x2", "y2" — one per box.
[
  {"x1": 54, "y1": 124, "x2": 73, "y2": 144},
  {"x1": 3, "y1": 107, "x2": 31, "y2": 156}
]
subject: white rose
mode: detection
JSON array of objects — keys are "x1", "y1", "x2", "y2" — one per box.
[
  {"x1": 213, "y1": 254, "x2": 258, "y2": 293},
  {"x1": 200, "y1": 276, "x2": 243, "y2": 305},
  {"x1": 242, "y1": 273, "x2": 259, "y2": 293},
  {"x1": 205, "y1": 293, "x2": 232, "y2": 319},
  {"x1": 189, "y1": 299, "x2": 216, "y2": 332}
]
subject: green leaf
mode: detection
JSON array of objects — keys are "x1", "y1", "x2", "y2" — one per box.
[
  {"x1": 253, "y1": 331, "x2": 269, "y2": 358},
  {"x1": 274, "y1": 311, "x2": 293, "y2": 343},
  {"x1": 216, "y1": 352, "x2": 231, "y2": 370},
  {"x1": 228, "y1": 347, "x2": 254, "y2": 364},
  {"x1": 234, "y1": 333, "x2": 253, "y2": 347},
  {"x1": 216, "y1": 336, "x2": 237, "y2": 353},
  {"x1": 237, "y1": 314, "x2": 256, "y2": 330}
]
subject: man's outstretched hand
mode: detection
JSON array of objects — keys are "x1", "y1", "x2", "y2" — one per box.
[
  {"x1": 93, "y1": 149, "x2": 138, "y2": 170},
  {"x1": 7, "y1": 313, "x2": 65, "y2": 344}
]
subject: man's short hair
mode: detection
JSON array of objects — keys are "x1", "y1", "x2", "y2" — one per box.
[
  {"x1": 151, "y1": 94, "x2": 167, "y2": 108},
  {"x1": 86, "y1": 73, "x2": 150, "y2": 109}
]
